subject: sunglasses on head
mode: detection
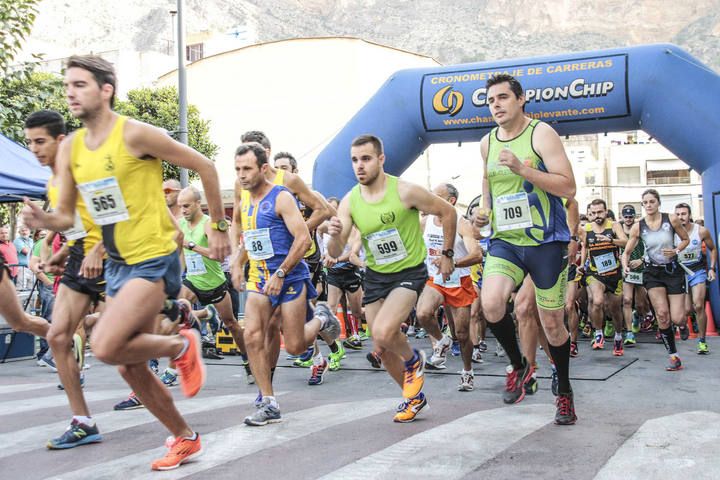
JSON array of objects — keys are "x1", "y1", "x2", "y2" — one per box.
[{"x1": 163, "y1": 188, "x2": 179, "y2": 194}]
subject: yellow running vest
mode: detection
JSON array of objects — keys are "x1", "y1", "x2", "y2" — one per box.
[{"x1": 70, "y1": 115, "x2": 176, "y2": 265}]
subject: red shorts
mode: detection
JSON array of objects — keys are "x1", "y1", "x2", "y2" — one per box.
[{"x1": 425, "y1": 275, "x2": 477, "y2": 308}]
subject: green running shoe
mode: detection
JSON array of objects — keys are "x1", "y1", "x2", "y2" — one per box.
[
  {"x1": 335, "y1": 340, "x2": 346, "y2": 359},
  {"x1": 698, "y1": 341, "x2": 710, "y2": 355},
  {"x1": 293, "y1": 357, "x2": 313, "y2": 368},
  {"x1": 604, "y1": 320, "x2": 615, "y2": 338},
  {"x1": 624, "y1": 332, "x2": 637, "y2": 347},
  {"x1": 631, "y1": 312, "x2": 641, "y2": 334},
  {"x1": 328, "y1": 351, "x2": 342, "y2": 371}
]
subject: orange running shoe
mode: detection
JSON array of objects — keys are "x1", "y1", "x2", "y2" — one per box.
[
  {"x1": 176, "y1": 329, "x2": 206, "y2": 397},
  {"x1": 151, "y1": 434, "x2": 202, "y2": 471},
  {"x1": 402, "y1": 349, "x2": 426, "y2": 399}
]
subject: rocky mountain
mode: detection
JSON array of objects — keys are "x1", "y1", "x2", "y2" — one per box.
[{"x1": 29, "y1": 0, "x2": 720, "y2": 71}]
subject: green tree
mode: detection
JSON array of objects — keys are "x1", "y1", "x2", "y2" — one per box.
[
  {"x1": 116, "y1": 86, "x2": 219, "y2": 180},
  {"x1": 0, "y1": 0, "x2": 41, "y2": 223}
]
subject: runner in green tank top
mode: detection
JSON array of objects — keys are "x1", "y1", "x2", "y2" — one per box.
[
  {"x1": 327, "y1": 134, "x2": 457, "y2": 424},
  {"x1": 177, "y1": 186, "x2": 248, "y2": 370},
  {"x1": 473, "y1": 74, "x2": 578, "y2": 425}
]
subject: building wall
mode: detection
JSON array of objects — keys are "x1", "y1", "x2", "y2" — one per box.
[{"x1": 155, "y1": 37, "x2": 447, "y2": 190}]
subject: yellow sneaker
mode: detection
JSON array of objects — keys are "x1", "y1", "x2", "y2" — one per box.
[{"x1": 393, "y1": 393, "x2": 428, "y2": 423}]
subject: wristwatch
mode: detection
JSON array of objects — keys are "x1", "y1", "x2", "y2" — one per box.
[
  {"x1": 570, "y1": 235, "x2": 579, "y2": 242},
  {"x1": 276, "y1": 268, "x2": 286, "y2": 278},
  {"x1": 210, "y1": 219, "x2": 229, "y2": 232},
  {"x1": 441, "y1": 249, "x2": 455, "y2": 259},
  {"x1": 187, "y1": 241, "x2": 196, "y2": 250}
]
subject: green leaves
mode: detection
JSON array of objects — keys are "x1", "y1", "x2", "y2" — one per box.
[{"x1": 115, "y1": 86, "x2": 219, "y2": 180}]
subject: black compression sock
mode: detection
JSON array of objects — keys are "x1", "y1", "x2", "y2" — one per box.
[
  {"x1": 548, "y1": 337, "x2": 572, "y2": 395},
  {"x1": 487, "y1": 313, "x2": 523, "y2": 369},
  {"x1": 659, "y1": 326, "x2": 677, "y2": 354}
]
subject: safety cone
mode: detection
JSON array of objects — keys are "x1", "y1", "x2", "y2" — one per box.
[
  {"x1": 336, "y1": 305, "x2": 347, "y2": 339},
  {"x1": 705, "y1": 301, "x2": 719, "y2": 336}
]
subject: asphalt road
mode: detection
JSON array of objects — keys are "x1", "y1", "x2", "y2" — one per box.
[{"x1": 1, "y1": 333, "x2": 718, "y2": 479}]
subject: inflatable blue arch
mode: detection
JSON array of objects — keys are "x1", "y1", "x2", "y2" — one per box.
[{"x1": 312, "y1": 43, "x2": 720, "y2": 322}]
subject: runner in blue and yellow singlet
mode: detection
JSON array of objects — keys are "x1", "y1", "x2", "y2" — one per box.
[{"x1": 234, "y1": 142, "x2": 341, "y2": 427}]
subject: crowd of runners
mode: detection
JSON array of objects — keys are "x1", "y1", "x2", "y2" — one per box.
[{"x1": 0, "y1": 55, "x2": 715, "y2": 472}]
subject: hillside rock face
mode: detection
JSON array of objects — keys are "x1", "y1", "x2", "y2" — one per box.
[{"x1": 30, "y1": 0, "x2": 720, "y2": 70}]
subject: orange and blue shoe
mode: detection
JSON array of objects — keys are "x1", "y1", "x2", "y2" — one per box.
[
  {"x1": 612, "y1": 339, "x2": 624, "y2": 356},
  {"x1": 591, "y1": 332, "x2": 605, "y2": 350},
  {"x1": 666, "y1": 354, "x2": 683, "y2": 371},
  {"x1": 393, "y1": 392, "x2": 428, "y2": 423},
  {"x1": 176, "y1": 329, "x2": 206, "y2": 398},
  {"x1": 151, "y1": 433, "x2": 202, "y2": 471},
  {"x1": 402, "y1": 349, "x2": 426, "y2": 399}
]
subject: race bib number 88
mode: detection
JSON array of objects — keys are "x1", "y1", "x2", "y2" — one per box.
[{"x1": 244, "y1": 228, "x2": 274, "y2": 261}]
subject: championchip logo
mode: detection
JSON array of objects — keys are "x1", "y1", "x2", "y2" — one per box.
[{"x1": 432, "y1": 85, "x2": 464, "y2": 117}]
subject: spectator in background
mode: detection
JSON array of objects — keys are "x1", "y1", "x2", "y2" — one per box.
[
  {"x1": 30, "y1": 228, "x2": 56, "y2": 364},
  {"x1": 0, "y1": 225, "x2": 18, "y2": 280},
  {"x1": 14, "y1": 224, "x2": 34, "y2": 288}
]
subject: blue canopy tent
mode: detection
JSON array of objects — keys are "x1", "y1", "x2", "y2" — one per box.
[{"x1": 0, "y1": 132, "x2": 50, "y2": 202}]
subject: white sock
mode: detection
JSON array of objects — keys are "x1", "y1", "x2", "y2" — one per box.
[
  {"x1": 173, "y1": 337, "x2": 190, "y2": 360},
  {"x1": 312, "y1": 351, "x2": 324, "y2": 366},
  {"x1": 614, "y1": 332, "x2": 623, "y2": 341},
  {"x1": 184, "y1": 431, "x2": 198, "y2": 440},
  {"x1": 462, "y1": 369, "x2": 474, "y2": 376},
  {"x1": 73, "y1": 415, "x2": 94, "y2": 426},
  {"x1": 595, "y1": 329, "x2": 603, "y2": 337},
  {"x1": 264, "y1": 396, "x2": 278, "y2": 408}
]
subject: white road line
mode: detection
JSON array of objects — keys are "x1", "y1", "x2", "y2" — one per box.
[
  {"x1": 318, "y1": 403, "x2": 555, "y2": 480},
  {"x1": 0, "y1": 393, "x2": 264, "y2": 460},
  {"x1": 47, "y1": 398, "x2": 396, "y2": 480},
  {"x1": 594, "y1": 411, "x2": 720, "y2": 480},
  {"x1": 0, "y1": 389, "x2": 130, "y2": 416},
  {"x1": 0, "y1": 383, "x2": 58, "y2": 395}
]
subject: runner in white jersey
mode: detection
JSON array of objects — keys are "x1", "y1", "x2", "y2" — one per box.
[
  {"x1": 416, "y1": 183, "x2": 483, "y2": 391},
  {"x1": 673, "y1": 202, "x2": 716, "y2": 354}
]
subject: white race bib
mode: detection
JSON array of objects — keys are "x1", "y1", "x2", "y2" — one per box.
[
  {"x1": 434, "y1": 268, "x2": 461, "y2": 288},
  {"x1": 366, "y1": 228, "x2": 408, "y2": 265},
  {"x1": 494, "y1": 192, "x2": 533, "y2": 232},
  {"x1": 64, "y1": 212, "x2": 87, "y2": 241},
  {"x1": 679, "y1": 250, "x2": 698, "y2": 264},
  {"x1": 77, "y1": 177, "x2": 129, "y2": 226},
  {"x1": 594, "y1": 251, "x2": 618, "y2": 274},
  {"x1": 244, "y1": 228, "x2": 274, "y2": 261},
  {"x1": 185, "y1": 252, "x2": 207, "y2": 275},
  {"x1": 625, "y1": 270, "x2": 643, "y2": 285}
]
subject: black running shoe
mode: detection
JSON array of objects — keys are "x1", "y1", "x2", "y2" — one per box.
[
  {"x1": 502, "y1": 359, "x2": 532, "y2": 404},
  {"x1": 554, "y1": 391, "x2": 577, "y2": 425},
  {"x1": 366, "y1": 351, "x2": 382, "y2": 369},
  {"x1": 679, "y1": 326, "x2": 690, "y2": 341},
  {"x1": 47, "y1": 419, "x2": 103, "y2": 449}
]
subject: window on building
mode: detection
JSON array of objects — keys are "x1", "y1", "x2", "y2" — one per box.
[
  {"x1": 186, "y1": 43, "x2": 204, "y2": 62},
  {"x1": 647, "y1": 169, "x2": 691, "y2": 185},
  {"x1": 617, "y1": 166, "x2": 641, "y2": 184}
]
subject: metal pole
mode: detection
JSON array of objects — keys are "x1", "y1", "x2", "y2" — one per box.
[{"x1": 176, "y1": 0, "x2": 189, "y2": 187}]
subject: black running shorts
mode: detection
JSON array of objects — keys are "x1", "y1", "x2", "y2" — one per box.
[
  {"x1": 643, "y1": 263, "x2": 686, "y2": 295},
  {"x1": 363, "y1": 262, "x2": 428, "y2": 306},
  {"x1": 182, "y1": 279, "x2": 228, "y2": 306},
  {"x1": 60, "y1": 251, "x2": 106, "y2": 303}
]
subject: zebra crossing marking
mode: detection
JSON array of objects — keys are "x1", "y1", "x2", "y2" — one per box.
[
  {"x1": 595, "y1": 410, "x2": 720, "y2": 480},
  {"x1": 317, "y1": 403, "x2": 555, "y2": 480},
  {"x1": 46, "y1": 398, "x2": 396, "y2": 480}
]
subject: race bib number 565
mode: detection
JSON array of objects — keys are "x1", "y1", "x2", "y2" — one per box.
[{"x1": 77, "y1": 177, "x2": 129, "y2": 226}]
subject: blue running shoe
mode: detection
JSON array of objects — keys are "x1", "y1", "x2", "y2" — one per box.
[
  {"x1": 47, "y1": 419, "x2": 102, "y2": 449},
  {"x1": 451, "y1": 341, "x2": 461, "y2": 357},
  {"x1": 57, "y1": 372, "x2": 85, "y2": 391},
  {"x1": 37, "y1": 354, "x2": 57, "y2": 372},
  {"x1": 254, "y1": 391, "x2": 263, "y2": 408},
  {"x1": 114, "y1": 392, "x2": 144, "y2": 410},
  {"x1": 160, "y1": 368, "x2": 179, "y2": 387},
  {"x1": 149, "y1": 358, "x2": 160, "y2": 375}
]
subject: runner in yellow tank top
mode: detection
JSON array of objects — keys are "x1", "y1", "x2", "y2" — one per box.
[
  {"x1": 24, "y1": 110, "x2": 108, "y2": 450},
  {"x1": 23, "y1": 55, "x2": 231, "y2": 472}
]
